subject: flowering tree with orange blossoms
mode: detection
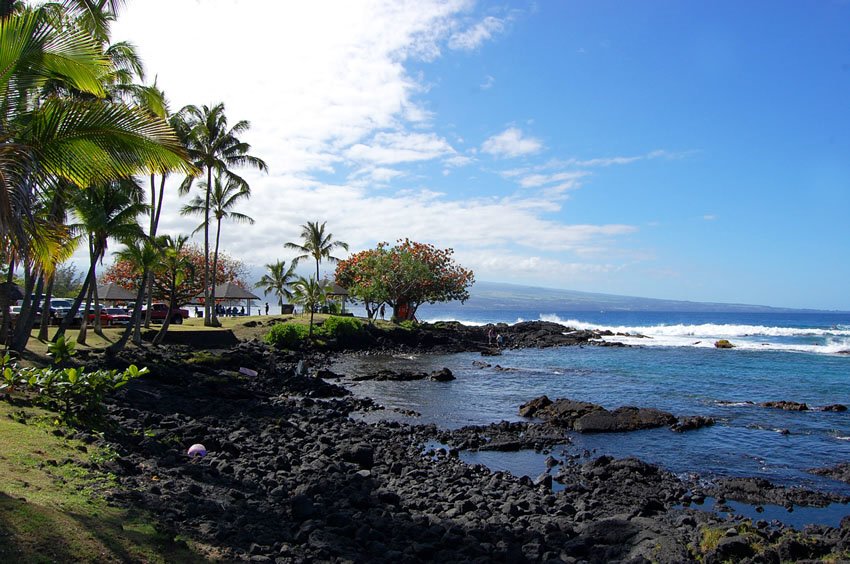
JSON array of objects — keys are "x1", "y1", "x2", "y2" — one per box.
[
  {"x1": 101, "y1": 243, "x2": 247, "y2": 307},
  {"x1": 335, "y1": 239, "x2": 474, "y2": 322}
]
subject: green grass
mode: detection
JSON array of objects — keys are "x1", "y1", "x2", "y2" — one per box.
[{"x1": 0, "y1": 401, "x2": 209, "y2": 563}]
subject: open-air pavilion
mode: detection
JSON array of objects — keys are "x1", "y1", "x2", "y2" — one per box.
[
  {"x1": 212, "y1": 282, "x2": 261, "y2": 315},
  {"x1": 96, "y1": 283, "x2": 135, "y2": 304}
]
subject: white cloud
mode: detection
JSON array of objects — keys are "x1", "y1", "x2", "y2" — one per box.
[
  {"x1": 448, "y1": 16, "x2": 506, "y2": 50},
  {"x1": 443, "y1": 155, "x2": 475, "y2": 168},
  {"x1": 703, "y1": 214, "x2": 717, "y2": 221},
  {"x1": 481, "y1": 127, "x2": 543, "y2": 158},
  {"x1": 345, "y1": 131, "x2": 456, "y2": 165},
  {"x1": 103, "y1": 2, "x2": 648, "y2": 289},
  {"x1": 480, "y1": 74, "x2": 495, "y2": 89},
  {"x1": 518, "y1": 171, "x2": 588, "y2": 189}
]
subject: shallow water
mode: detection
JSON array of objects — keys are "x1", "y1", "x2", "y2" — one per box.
[{"x1": 333, "y1": 344, "x2": 850, "y2": 497}]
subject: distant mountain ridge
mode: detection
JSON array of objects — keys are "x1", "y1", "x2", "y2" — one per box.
[{"x1": 455, "y1": 281, "x2": 840, "y2": 314}]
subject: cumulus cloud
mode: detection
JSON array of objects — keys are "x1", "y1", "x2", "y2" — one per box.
[
  {"x1": 103, "y1": 2, "x2": 649, "y2": 289},
  {"x1": 448, "y1": 16, "x2": 506, "y2": 50},
  {"x1": 345, "y1": 131, "x2": 456, "y2": 165},
  {"x1": 481, "y1": 127, "x2": 543, "y2": 158}
]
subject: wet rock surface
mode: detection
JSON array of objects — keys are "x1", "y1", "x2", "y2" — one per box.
[
  {"x1": 706, "y1": 477, "x2": 850, "y2": 508},
  {"x1": 69, "y1": 342, "x2": 850, "y2": 562},
  {"x1": 809, "y1": 463, "x2": 850, "y2": 485},
  {"x1": 338, "y1": 320, "x2": 624, "y2": 354}
]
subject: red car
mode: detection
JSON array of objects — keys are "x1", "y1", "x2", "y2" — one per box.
[{"x1": 88, "y1": 307, "x2": 132, "y2": 327}]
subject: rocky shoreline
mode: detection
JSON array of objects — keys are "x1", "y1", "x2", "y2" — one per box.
[{"x1": 70, "y1": 334, "x2": 850, "y2": 563}]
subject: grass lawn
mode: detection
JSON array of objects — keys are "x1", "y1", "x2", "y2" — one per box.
[{"x1": 0, "y1": 401, "x2": 209, "y2": 563}]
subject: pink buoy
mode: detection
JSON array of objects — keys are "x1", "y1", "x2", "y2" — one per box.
[{"x1": 187, "y1": 443, "x2": 207, "y2": 458}]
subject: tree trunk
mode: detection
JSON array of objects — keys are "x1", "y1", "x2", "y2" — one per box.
[
  {"x1": 11, "y1": 269, "x2": 44, "y2": 352},
  {"x1": 152, "y1": 275, "x2": 176, "y2": 346},
  {"x1": 107, "y1": 270, "x2": 147, "y2": 356},
  {"x1": 37, "y1": 273, "x2": 55, "y2": 341},
  {"x1": 144, "y1": 173, "x2": 167, "y2": 328},
  {"x1": 92, "y1": 282, "x2": 104, "y2": 336},
  {"x1": 77, "y1": 282, "x2": 93, "y2": 345},
  {"x1": 1, "y1": 260, "x2": 15, "y2": 347},
  {"x1": 202, "y1": 166, "x2": 212, "y2": 326},
  {"x1": 53, "y1": 259, "x2": 95, "y2": 342},
  {"x1": 209, "y1": 217, "x2": 222, "y2": 327},
  {"x1": 132, "y1": 272, "x2": 146, "y2": 346}
]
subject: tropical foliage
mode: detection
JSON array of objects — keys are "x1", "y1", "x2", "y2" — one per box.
[
  {"x1": 101, "y1": 243, "x2": 246, "y2": 307},
  {"x1": 0, "y1": 1, "x2": 191, "y2": 352},
  {"x1": 335, "y1": 239, "x2": 474, "y2": 322},
  {"x1": 255, "y1": 259, "x2": 297, "y2": 314},
  {"x1": 291, "y1": 275, "x2": 326, "y2": 337},
  {"x1": 285, "y1": 221, "x2": 348, "y2": 280},
  {"x1": 177, "y1": 102, "x2": 266, "y2": 326}
]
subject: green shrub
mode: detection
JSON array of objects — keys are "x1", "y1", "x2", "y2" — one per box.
[
  {"x1": 47, "y1": 336, "x2": 76, "y2": 366},
  {"x1": 264, "y1": 323, "x2": 309, "y2": 349},
  {"x1": 398, "y1": 319, "x2": 417, "y2": 330},
  {"x1": 0, "y1": 362, "x2": 149, "y2": 418},
  {"x1": 320, "y1": 316, "x2": 363, "y2": 340}
]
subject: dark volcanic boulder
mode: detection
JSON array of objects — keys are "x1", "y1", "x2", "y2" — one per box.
[
  {"x1": 714, "y1": 339, "x2": 734, "y2": 348},
  {"x1": 809, "y1": 463, "x2": 850, "y2": 485},
  {"x1": 670, "y1": 415, "x2": 715, "y2": 432},
  {"x1": 536, "y1": 398, "x2": 602, "y2": 427},
  {"x1": 429, "y1": 367, "x2": 455, "y2": 381},
  {"x1": 760, "y1": 400, "x2": 808, "y2": 411},
  {"x1": 573, "y1": 406, "x2": 677, "y2": 433},
  {"x1": 518, "y1": 395, "x2": 552, "y2": 418},
  {"x1": 821, "y1": 404, "x2": 847, "y2": 412}
]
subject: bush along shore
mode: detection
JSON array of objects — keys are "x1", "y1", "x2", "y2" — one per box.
[{"x1": 1, "y1": 320, "x2": 849, "y2": 563}]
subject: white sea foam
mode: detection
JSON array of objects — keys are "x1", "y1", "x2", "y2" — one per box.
[{"x1": 537, "y1": 314, "x2": 850, "y2": 355}]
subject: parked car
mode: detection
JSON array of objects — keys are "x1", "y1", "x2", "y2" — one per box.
[
  {"x1": 87, "y1": 306, "x2": 132, "y2": 327},
  {"x1": 141, "y1": 303, "x2": 189, "y2": 324}
]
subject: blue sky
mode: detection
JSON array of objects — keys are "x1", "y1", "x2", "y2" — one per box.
[{"x1": 113, "y1": 1, "x2": 850, "y2": 310}]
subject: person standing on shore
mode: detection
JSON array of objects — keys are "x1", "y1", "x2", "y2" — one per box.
[
  {"x1": 488, "y1": 327, "x2": 495, "y2": 346},
  {"x1": 496, "y1": 333, "x2": 504, "y2": 348},
  {"x1": 265, "y1": 302, "x2": 269, "y2": 315}
]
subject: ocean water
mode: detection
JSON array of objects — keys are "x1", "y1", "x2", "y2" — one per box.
[{"x1": 333, "y1": 308, "x2": 850, "y2": 506}]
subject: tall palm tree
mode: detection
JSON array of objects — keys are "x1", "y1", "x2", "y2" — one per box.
[
  {"x1": 0, "y1": 5, "x2": 190, "y2": 239},
  {"x1": 0, "y1": 4, "x2": 191, "y2": 343},
  {"x1": 181, "y1": 174, "x2": 253, "y2": 324},
  {"x1": 284, "y1": 221, "x2": 349, "y2": 281},
  {"x1": 152, "y1": 234, "x2": 191, "y2": 345},
  {"x1": 178, "y1": 102, "x2": 267, "y2": 326},
  {"x1": 291, "y1": 276, "x2": 326, "y2": 339},
  {"x1": 55, "y1": 179, "x2": 146, "y2": 342},
  {"x1": 256, "y1": 260, "x2": 297, "y2": 315}
]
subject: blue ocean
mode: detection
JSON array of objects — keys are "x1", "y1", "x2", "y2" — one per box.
[{"x1": 332, "y1": 307, "x2": 850, "y2": 525}]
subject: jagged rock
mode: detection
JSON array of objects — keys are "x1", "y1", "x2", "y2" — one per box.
[
  {"x1": 714, "y1": 339, "x2": 734, "y2": 348},
  {"x1": 670, "y1": 415, "x2": 715, "y2": 432},
  {"x1": 429, "y1": 368, "x2": 455, "y2": 382},
  {"x1": 760, "y1": 400, "x2": 808, "y2": 411},
  {"x1": 518, "y1": 395, "x2": 552, "y2": 418}
]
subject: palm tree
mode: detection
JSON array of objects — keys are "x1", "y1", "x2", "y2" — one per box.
[
  {"x1": 178, "y1": 102, "x2": 267, "y2": 326},
  {"x1": 284, "y1": 221, "x2": 349, "y2": 281},
  {"x1": 181, "y1": 174, "x2": 253, "y2": 324},
  {"x1": 107, "y1": 236, "x2": 159, "y2": 355},
  {"x1": 291, "y1": 276, "x2": 326, "y2": 338},
  {"x1": 0, "y1": 4, "x2": 191, "y2": 344},
  {"x1": 152, "y1": 234, "x2": 192, "y2": 345},
  {"x1": 0, "y1": 5, "x2": 190, "y2": 240},
  {"x1": 256, "y1": 260, "x2": 297, "y2": 314},
  {"x1": 56, "y1": 179, "x2": 147, "y2": 343}
]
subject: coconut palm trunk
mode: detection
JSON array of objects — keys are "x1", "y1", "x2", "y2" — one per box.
[{"x1": 37, "y1": 273, "x2": 55, "y2": 341}]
